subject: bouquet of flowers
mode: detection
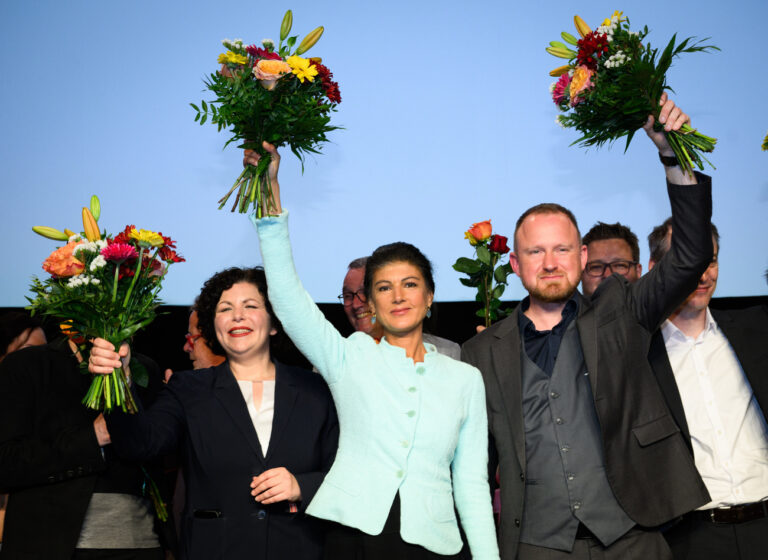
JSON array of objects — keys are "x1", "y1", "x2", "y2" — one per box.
[
  {"x1": 192, "y1": 10, "x2": 341, "y2": 216},
  {"x1": 546, "y1": 11, "x2": 718, "y2": 175},
  {"x1": 453, "y1": 220, "x2": 513, "y2": 328},
  {"x1": 27, "y1": 196, "x2": 184, "y2": 414}
]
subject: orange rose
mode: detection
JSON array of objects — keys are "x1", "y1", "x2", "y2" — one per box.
[
  {"x1": 252, "y1": 59, "x2": 292, "y2": 90},
  {"x1": 42, "y1": 241, "x2": 85, "y2": 277},
  {"x1": 465, "y1": 220, "x2": 493, "y2": 246},
  {"x1": 569, "y1": 66, "x2": 594, "y2": 106}
]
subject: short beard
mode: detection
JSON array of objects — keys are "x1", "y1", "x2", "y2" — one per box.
[{"x1": 527, "y1": 281, "x2": 578, "y2": 304}]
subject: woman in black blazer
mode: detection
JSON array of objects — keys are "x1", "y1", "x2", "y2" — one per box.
[{"x1": 90, "y1": 267, "x2": 339, "y2": 560}]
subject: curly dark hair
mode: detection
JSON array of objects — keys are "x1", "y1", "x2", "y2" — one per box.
[
  {"x1": 363, "y1": 242, "x2": 435, "y2": 300},
  {"x1": 195, "y1": 267, "x2": 282, "y2": 357}
]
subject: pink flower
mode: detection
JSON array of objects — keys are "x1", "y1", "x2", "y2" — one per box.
[
  {"x1": 101, "y1": 242, "x2": 138, "y2": 263},
  {"x1": 552, "y1": 73, "x2": 571, "y2": 106}
]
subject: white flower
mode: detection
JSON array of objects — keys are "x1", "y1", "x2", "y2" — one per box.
[
  {"x1": 549, "y1": 82, "x2": 557, "y2": 93},
  {"x1": 221, "y1": 38, "x2": 231, "y2": 46},
  {"x1": 92, "y1": 278, "x2": 100, "y2": 285},
  {"x1": 555, "y1": 115, "x2": 566, "y2": 128},
  {"x1": 89, "y1": 255, "x2": 107, "y2": 271},
  {"x1": 262, "y1": 38, "x2": 274, "y2": 47},
  {"x1": 568, "y1": 68, "x2": 575, "y2": 77},
  {"x1": 68, "y1": 234, "x2": 82, "y2": 243}
]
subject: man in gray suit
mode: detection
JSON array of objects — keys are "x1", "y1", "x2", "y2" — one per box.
[
  {"x1": 340, "y1": 257, "x2": 461, "y2": 358},
  {"x1": 462, "y1": 96, "x2": 712, "y2": 559}
]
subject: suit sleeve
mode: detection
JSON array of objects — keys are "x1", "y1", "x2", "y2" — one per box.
[
  {"x1": 629, "y1": 175, "x2": 713, "y2": 330},
  {"x1": 292, "y1": 385, "x2": 339, "y2": 512},
  {"x1": 0, "y1": 349, "x2": 105, "y2": 490},
  {"x1": 106, "y1": 377, "x2": 186, "y2": 462}
]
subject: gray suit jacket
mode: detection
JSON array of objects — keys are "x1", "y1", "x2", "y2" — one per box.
[{"x1": 462, "y1": 178, "x2": 713, "y2": 559}]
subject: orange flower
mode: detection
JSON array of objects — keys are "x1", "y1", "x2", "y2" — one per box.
[
  {"x1": 252, "y1": 59, "x2": 292, "y2": 90},
  {"x1": 569, "y1": 66, "x2": 594, "y2": 105},
  {"x1": 465, "y1": 220, "x2": 492, "y2": 245},
  {"x1": 42, "y1": 241, "x2": 85, "y2": 277}
]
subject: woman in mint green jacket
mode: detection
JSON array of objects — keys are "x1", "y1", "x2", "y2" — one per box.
[{"x1": 248, "y1": 143, "x2": 499, "y2": 560}]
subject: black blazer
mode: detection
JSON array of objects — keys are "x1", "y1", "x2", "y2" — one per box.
[
  {"x1": 0, "y1": 340, "x2": 171, "y2": 560},
  {"x1": 462, "y1": 178, "x2": 714, "y2": 560},
  {"x1": 650, "y1": 305, "x2": 768, "y2": 452},
  {"x1": 106, "y1": 360, "x2": 339, "y2": 560}
]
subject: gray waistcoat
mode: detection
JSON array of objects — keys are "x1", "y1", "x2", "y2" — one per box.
[{"x1": 519, "y1": 320, "x2": 633, "y2": 551}]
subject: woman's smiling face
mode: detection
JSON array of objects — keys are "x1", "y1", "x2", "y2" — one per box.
[{"x1": 214, "y1": 281, "x2": 276, "y2": 360}]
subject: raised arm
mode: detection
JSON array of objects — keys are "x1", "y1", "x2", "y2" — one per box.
[
  {"x1": 628, "y1": 94, "x2": 713, "y2": 329},
  {"x1": 247, "y1": 145, "x2": 352, "y2": 383}
]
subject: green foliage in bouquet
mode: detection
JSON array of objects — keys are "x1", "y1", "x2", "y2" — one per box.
[
  {"x1": 548, "y1": 12, "x2": 718, "y2": 175},
  {"x1": 191, "y1": 10, "x2": 341, "y2": 216}
]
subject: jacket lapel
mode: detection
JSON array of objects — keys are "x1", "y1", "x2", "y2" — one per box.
[
  {"x1": 264, "y1": 362, "x2": 299, "y2": 464},
  {"x1": 213, "y1": 363, "x2": 266, "y2": 464},
  {"x1": 648, "y1": 331, "x2": 691, "y2": 443},
  {"x1": 575, "y1": 294, "x2": 600, "y2": 396},
  {"x1": 490, "y1": 312, "x2": 526, "y2": 468}
]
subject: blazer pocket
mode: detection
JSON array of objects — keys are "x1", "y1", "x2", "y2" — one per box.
[
  {"x1": 632, "y1": 415, "x2": 680, "y2": 447},
  {"x1": 427, "y1": 492, "x2": 457, "y2": 523}
]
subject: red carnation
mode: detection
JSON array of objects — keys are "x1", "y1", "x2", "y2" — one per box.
[
  {"x1": 576, "y1": 31, "x2": 610, "y2": 70},
  {"x1": 112, "y1": 224, "x2": 136, "y2": 246},
  {"x1": 312, "y1": 62, "x2": 342, "y2": 104},
  {"x1": 245, "y1": 45, "x2": 282, "y2": 61}
]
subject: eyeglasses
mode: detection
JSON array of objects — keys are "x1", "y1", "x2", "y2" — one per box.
[
  {"x1": 584, "y1": 260, "x2": 638, "y2": 277},
  {"x1": 337, "y1": 289, "x2": 367, "y2": 305},
  {"x1": 185, "y1": 333, "x2": 202, "y2": 347}
]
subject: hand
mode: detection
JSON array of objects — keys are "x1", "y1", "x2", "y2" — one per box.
[
  {"x1": 243, "y1": 141, "x2": 282, "y2": 215},
  {"x1": 164, "y1": 368, "x2": 174, "y2": 383},
  {"x1": 476, "y1": 325, "x2": 486, "y2": 334},
  {"x1": 242, "y1": 141, "x2": 281, "y2": 183},
  {"x1": 643, "y1": 93, "x2": 690, "y2": 155},
  {"x1": 250, "y1": 467, "x2": 301, "y2": 504},
  {"x1": 93, "y1": 413, "x2": 111, "y2": 446},
  {"x1": 88, "y1": 338, "x2": 131, "y2": 378}
]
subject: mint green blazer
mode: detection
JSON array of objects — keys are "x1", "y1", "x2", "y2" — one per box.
[{"x1": 253, "y1": 212, "x2": 499, "y2": 559}]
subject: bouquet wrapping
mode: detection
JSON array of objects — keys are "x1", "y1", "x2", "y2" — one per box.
[
  {"x1": 547, "y1": 11, "x2": 718, "y2": 175},
  {"x1": 192, "y1": 10, "x2": 341, "y2": 216},
  {"x1": 27, "y1": 196, "x2": 184, "y2": 414},
  {"x1": 453, "y1": 220, "x2": 513, "y2": 328}
]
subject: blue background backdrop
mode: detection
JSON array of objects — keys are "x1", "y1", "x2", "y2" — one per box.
[{"x1": 2, "y1": 0, "x2": 766, "y2": 306}]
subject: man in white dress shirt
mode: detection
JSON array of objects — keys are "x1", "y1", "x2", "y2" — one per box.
[{"x1": 647, "y1": 218, "x2": 768, "y2": 560}]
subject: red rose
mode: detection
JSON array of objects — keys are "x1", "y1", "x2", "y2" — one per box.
[{"x1": 488, "y1": 234, "x2": 510, "y2": 254}]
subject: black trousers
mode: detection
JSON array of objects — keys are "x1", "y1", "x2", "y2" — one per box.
[
  {"x1": 324, "y1": 493, "x2": 464, "y2": 560},
  {"x1": 664, "y1": 513, "x2": 768, "y2": 560}
]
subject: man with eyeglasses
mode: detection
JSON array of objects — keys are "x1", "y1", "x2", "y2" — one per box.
[
  {"x1": 580, "y1": 222, "x2": 642, "y2": 297},
  {"x1": 646, "y1": 219, "x2": 768, "y2": 560},
  {"x1": 340, "y1": 257, "x2": 461, "y2": 359}
]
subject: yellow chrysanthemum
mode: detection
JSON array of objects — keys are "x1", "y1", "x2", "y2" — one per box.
[
  {"x1": 217, "y1": 51, "x2": 248, "y2": 66},
  {"x1": 286, "y1": 55, "x2": 318, "y2": 83},
  {"x1": 129, "y1": 228, "x2": 164, "y2": 248}
]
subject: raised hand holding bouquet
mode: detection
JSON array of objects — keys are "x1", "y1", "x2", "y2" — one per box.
[
  {"x1": 453, "y1": 220, "x2": 513, "y2": 328},
  {"x1": 192, "y1": 10, "x2": 341, "y2": 216},
  {"x1": 547, "y1": 11, "x2": 718, "y2": 175},
  {"x1": 27, "y1": 196, "x2": 184, "y2": 413}
]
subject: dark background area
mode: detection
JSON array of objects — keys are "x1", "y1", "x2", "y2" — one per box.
[{"x1": 3, "y1": 295, "x2": 766, "y2": 373}]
